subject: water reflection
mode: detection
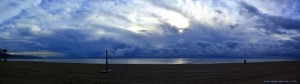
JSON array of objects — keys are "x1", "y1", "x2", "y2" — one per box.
[
  {"x1": 173, "y1": 58, "x2": 188, "y2": 64},
  {"x1": 10, "y1": 58, "x2": 298, "y2": 64}
]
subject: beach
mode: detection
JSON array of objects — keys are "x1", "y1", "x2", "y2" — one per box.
[{"x1": 0, "y1": 61, "x2": 299, "y2": 84}]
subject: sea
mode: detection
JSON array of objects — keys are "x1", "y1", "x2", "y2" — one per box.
[{"x1": 9, "y1": 58, "x2": 300, "y2": 64}]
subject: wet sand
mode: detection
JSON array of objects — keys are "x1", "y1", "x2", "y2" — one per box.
[{"x1": 0, "y1": 61, "x2": 299, "y2": 84}]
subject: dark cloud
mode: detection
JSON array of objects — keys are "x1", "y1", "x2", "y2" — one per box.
[
  {"x1": 215, "y1": 10, "x2": 223, "y2": 14},
  {"x1": 260, "y1": 15, "x2": 300, "y2": 33},
  {"x1": 29, "y1": 28, "x2": 131, "y2": 58},
  {"x1": 239, "y1": 2, "x2": 260, "y2": 16},
  {"x1": 281, "y1": 36, "x2": 300, "y2": 49},
  {"x1": 223, "y1": 41, "x2": 239, "y2": 49},
  {"x1": 193, "y1": 41, "x2": 212, "y2": 48},
  {"x1": 290, "y1": 44, "x2": 300, "y2": 50},
  {"x1": 236, "y1": 1, "x2": 300, "y2": 57},
  {"x1": 239, "y1": 1, "x2": 300, "y2": 33}
]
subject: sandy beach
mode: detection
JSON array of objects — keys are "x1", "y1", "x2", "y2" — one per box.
[{"x1": 0, "y1": 61, "x2": 299, "y2": 84}]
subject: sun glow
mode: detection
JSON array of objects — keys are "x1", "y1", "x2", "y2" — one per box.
[
  {"x1": 178, "y1": 29, "x2": 184, "y2": 33},
  {"x1": 159, "y1": 11, "x2": 189, "y2": 28},
  {"x1": 155, "y1": 9, "x2": 190, "y2": 33}
]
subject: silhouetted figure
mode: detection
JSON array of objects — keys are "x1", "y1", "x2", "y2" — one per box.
[
  {"x1": 244, "y1": 60, "x2": 246, "y2": 64},
  {"x1": 2, "y1": 49, "x2": 7, "y2": 61}
]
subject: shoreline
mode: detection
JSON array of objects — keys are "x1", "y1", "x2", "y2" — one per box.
[
  {"x1": 9, "y1": 58, "x2": 299, "y2": 64},
  {"x1": 1, "y1": 61, "x2": 300, "y2": 84}
]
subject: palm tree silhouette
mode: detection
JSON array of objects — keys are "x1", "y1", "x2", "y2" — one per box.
[{"x1": 2, "y1": 49, "x2": 7, "y2": 61}]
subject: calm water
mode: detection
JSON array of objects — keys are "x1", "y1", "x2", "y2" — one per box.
[{"x1": 10, "y1": 58, "x2": 299, "y2": 64}]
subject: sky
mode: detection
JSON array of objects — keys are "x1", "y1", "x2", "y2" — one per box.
[{"x1": 1, "y1": 0, "x2": 300, "y2": 58}]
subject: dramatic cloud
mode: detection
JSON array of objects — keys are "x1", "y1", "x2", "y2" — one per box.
[
  {"x1": 223, "y1": 41, "x2": 239, "y2": 49},
  {"x1": 1, "y1": 0, "x2": 300, "y2": 58},
  {"x1": 194, "y1": 41, "x2": 212, "y2": 48}
]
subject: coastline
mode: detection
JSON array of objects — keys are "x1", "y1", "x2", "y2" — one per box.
[
  {"x1": 1, "y1": 61, "x2": 299, "y2": 84},
  {"x1": 9, "y1": 58, "x2": 298, "y2": 64}
]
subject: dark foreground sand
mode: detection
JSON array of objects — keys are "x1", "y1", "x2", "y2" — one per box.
[{"x1": 0, "y1": 61, "x2": 300, "y2": 84}]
